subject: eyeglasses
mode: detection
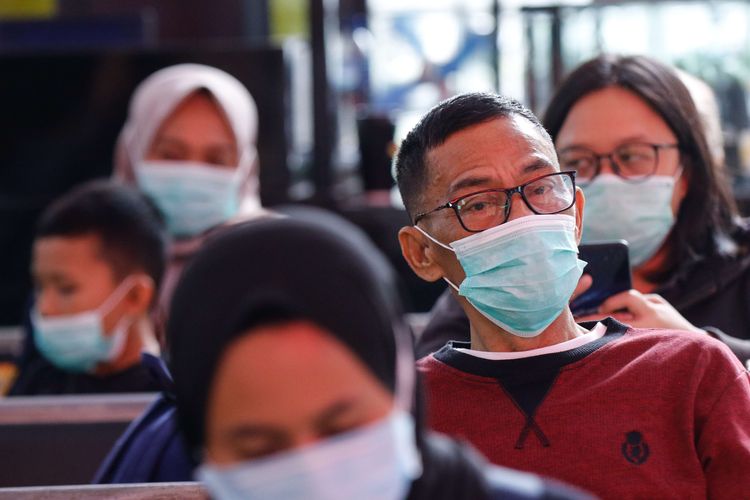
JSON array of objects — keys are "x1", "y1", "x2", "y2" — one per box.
[
  {"x1": 557, "y1": 142, "x2": 679, "y2": 186},
  {"x1": 414, "y1": 171, "x2": 577, "y2": 233}
]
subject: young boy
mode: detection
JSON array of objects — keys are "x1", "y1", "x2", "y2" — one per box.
[{"x1": 10, "y1": 181, "x2": 166, "y2": 395}]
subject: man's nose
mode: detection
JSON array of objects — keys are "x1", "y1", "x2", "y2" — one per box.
[
  {"x1": 506, "y1": 191, "x2": 535, "y2": 222},
  {"x1": 597, "y1": 154, "x2": 618, "y2": 175}
]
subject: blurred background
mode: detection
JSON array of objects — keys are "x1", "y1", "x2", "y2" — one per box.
[{"x1": 3, "y1": 0, "x2": 750, "y2": 337}]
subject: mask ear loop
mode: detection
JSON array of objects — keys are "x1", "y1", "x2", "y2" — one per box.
[
  {"x1": 96, "y1": 275, "x2": 140, "y2": 318},
  {"x1": 412, "y1": 225, "x2": 462, "y2": 293},
  {"x1": 413, "y1": 225, "x2": 453, "y2": 252},
  {"x1": 96, "y1": 276, "x2": 146, "y2": 363}
]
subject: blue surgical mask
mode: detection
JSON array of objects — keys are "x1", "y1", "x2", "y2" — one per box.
[
  {"x1": 417, "y1": 214, "x2": 585, "y2": 337},
  {"x1": 32, "y1": 278, "x2": 135, "y2": 373},
  {"x1": 135, "y1": 161, "x2": 243, "y2": 238},
  {"x1": 197, "y1": 409, "x2": 422, "y2": 500},
  {"x1": 582, "y1": 173, "x2": 677, "y2": 267}
]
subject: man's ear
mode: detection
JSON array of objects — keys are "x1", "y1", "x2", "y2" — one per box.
[
  {"x1": 122, "y1": 274, "x2": 155, "y2": 317},
  {"x1": 573, "y1": 187, "x2": 585, "y2": 245},
  {"x1": 398, "y1": 226, "x2": 446, "y2": 282}
]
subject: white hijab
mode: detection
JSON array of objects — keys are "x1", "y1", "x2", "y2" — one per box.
[{"x1": 113, "y1": 63, "x2": 260, "y2": 211}]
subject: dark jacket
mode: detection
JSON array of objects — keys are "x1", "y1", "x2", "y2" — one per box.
[
  {"x1": 93, "y1": 354, "x2": 195, "y2": 484},
  {"x1": 418, "y1": 226, "x2": 750, "y2": 363},
  {"x1": 9, "y1": 354, "x2": 160, "y2": 396}
]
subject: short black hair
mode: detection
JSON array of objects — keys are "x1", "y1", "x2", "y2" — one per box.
[
  {"x1": 36, "y1": 180, "x2": 167, "y2": 295},
  {"x1": 394, "y1": 92, "x2": 551, "y2": 220}
]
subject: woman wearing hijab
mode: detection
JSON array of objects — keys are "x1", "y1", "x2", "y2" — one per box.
[
  {"x1": 167, "y1": 211, "x2": 588, "y2": 499},
  {"x1": 113, "y1": 63, "x2": 274, "y2": 333}
]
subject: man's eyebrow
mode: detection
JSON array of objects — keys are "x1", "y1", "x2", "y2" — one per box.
[
  {"x1": 523, "y1": 159, "x2": 555, "y2": 173},
  {"x1": 448, "y1": 176, "x2": 492, "y2": 197},
  {"x1": 448, "y1": 160, "x2": 555, "y2": 196}
]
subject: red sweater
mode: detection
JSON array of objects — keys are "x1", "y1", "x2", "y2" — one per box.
[{"x1": 418, "y1": 319, "x2": 750, "y2": 499}]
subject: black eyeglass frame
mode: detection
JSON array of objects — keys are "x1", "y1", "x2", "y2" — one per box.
[
  {"x1": 557, "y1": 142, "x2": 680, "y2": 185},
  {"x1": 413, "y1": 171, "x2": 577, "y2": 233}
]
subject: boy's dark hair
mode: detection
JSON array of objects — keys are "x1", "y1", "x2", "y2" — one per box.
[
  {"x1": 394, "y1": 92, "x2": 551, "y2": 220},
  {"x1": 36, "y1": 180, "x2": 167, "y2": 295}
]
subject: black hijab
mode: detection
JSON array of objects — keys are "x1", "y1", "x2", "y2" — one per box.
[{"x1": 167, "y1": 208, "x2": 502, "y2": 500}]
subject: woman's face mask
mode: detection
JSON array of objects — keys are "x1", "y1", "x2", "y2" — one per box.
[
  {"x1": 198, "y1": 409, "x2": 420, "y2": 500},
  {"x1": 135, "y1": 161, "x2": 244, "y2": 238},
  {"x1": 195, "y1": 321, "x2": 421, "y2": 500},
  {"x1": 581, "y1": 173, "x2": 679, "y2": 267}
]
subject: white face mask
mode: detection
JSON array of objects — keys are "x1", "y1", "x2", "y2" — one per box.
[
  {"x1": 197, "y1": 409, "x2": 422, "y2": 500},
  {"x1": 196, "y1": 320, "x2": 421, "y2": 500},
  {"x1": 582, "y1": 173, "x2": 678, "y2": 267},
  {"x1": 134, "y1": 161, "x2": 245, "y2": 238},
  {"x1": 32, "y1": 277, "x2": 136, "y2": 373}
]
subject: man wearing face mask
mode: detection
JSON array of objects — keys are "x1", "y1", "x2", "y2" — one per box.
[
  {"x1": 10, "y1": 181, "x2": 165, "y2": 395},
  {"x1": 396, "y1": 93, "x2": 750, "y2": 499}
]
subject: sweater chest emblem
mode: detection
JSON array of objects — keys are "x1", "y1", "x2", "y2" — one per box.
[{"x1": 621, "y1": 431, "x2": 650, "y2": 465}]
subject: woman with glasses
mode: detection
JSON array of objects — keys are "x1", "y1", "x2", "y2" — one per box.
[{"x1": 418, "y1": 54, "x2": 750, "y2": 363}]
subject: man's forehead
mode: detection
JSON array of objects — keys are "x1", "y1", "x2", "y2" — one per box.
[{"x1": 424, "y1": 114, "x2": 557, "y2": 190}]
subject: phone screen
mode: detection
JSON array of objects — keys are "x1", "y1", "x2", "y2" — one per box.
[{"x1": 570, "y1": 241, "x2": 632, "y2": 317}]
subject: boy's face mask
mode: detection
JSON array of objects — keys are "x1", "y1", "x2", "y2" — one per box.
[{"x1": 32, "y1": 277, "x2": 136, "y2": 373}]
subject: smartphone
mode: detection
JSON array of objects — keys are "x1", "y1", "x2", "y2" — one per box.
[{"x1": 570, "y1": 241, "x2": 632, "y2": 317}]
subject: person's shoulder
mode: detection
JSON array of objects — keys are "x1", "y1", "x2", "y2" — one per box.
[
  {"x1": 417, "y1": 352, "x2": 443, "y2": 372},
  {"x1": 102, "y1": 360, "x2": 162, "y2": 393},
  {"x1": 614, "y1": 326, "x2": 744, "y2": 373},
  {"x1": 9, "y1": 357, "x2": 68, "y2": 396},
  {"x1": 420, "y1": 432, "x2": 592, "y2": 500},
  {"x1": 622, "y1": 326, "x2": 731, "y2": 349},
  {"x1": 417, "y1": 341, "x2": 459, "y2": 370}
]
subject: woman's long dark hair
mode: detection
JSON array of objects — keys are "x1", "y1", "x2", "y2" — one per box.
[{"x1": 544, "y1": 54, "x2": 740, "y2": 282}]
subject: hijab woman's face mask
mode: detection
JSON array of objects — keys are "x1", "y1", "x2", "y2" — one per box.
[
  {"x1": 135, "y1": 161, "x2": 244, "y2": 238},
  {"x1": 195, "y1": 321, "x2": 422, "y2": 500},
  {"x1": 418, "y1": 214, "x2": 585, "y2": 337}
]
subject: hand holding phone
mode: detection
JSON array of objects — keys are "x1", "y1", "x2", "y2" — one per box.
[{"x1": 570, "y1": 241, "x2": 632, "y2": 317}]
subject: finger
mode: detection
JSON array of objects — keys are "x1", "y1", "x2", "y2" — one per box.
[
  {"x1": 598, "y1": 289, "x2": 649, "y2": 315},
  {"x1": 610, "y1": 312, "x2": 635, "y2": 322},
  {"x1": 570, "y1": 274, "x2": 593, "y2": 302},
  {"x1": 644, "y1": 293, "x2": 667, "y2": 305}
]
